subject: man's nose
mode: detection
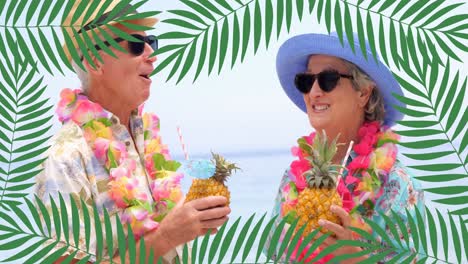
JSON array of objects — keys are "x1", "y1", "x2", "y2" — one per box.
[{"x1": 144, "y1": 43, "x2": 157, "y2": 63}]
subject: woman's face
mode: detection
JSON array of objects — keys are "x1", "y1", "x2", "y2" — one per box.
[{"x1": 303, "y1": 55, "x2": 371, "y2": 134}]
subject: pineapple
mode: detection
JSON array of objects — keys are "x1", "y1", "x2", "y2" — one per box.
[
  {"x1": 295, "y1": 130, "x2": 343, "y2": 235},
  {"x1": 185, "y1": 153, "x2": 239, "y2": 206}
]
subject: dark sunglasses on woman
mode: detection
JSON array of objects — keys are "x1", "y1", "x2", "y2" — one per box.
[
  {"x1": 92, "y1": 34, "x2": 158, "y2": 57},
  {"x1": 294, "y1": 70, "x2": 353, "y2": 94}
]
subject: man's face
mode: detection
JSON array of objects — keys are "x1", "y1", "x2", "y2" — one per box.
[{"x1": 92, "y1": 27, "x2": 156, "y2": 110}]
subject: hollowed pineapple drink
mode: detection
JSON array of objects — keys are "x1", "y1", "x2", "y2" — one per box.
[
  {"x1": 184, "y1": 153, "x2": 239, "y2": 206},
  {"x1": 295, "y1": 131, "x2": 343, "y2": 235}
]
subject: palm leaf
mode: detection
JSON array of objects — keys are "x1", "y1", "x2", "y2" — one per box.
[
  {"x1": 333, "y1": 207, "x2": 468, "y2": 263},
  {"x1": 0, "y1": 0, "x2": 158, "y2": 75},
  {"x1": 0, "y1": 195, "x2": 138, "y2": 263},
  {"x1": 0, "y1": 57, "x2": 52, "y2": 208}
]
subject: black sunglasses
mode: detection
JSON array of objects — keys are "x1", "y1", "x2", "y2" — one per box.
[
  {"x1": 94, "y1": 34, "x2": 158, "y2": 56},
  {"x1": 294, "y1": 70, "x2": 353, "y2": 94}
]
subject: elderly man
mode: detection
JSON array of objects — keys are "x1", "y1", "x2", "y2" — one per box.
[{"x1": 35, "y1": 1, "x2": 230, "y2": 263}]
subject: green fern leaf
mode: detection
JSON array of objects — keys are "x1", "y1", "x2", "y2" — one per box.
[
  {"x1": 256, "y1": 215, "x2": 279, "y2": 262},
  {"x1": 208, "y1": 22, "x2": 219, "y2": 75},
  {"x1": 439, "y1": 72, "x2": 460, "y2": 121},
  {"x1": 242, "y1": 213, "x2": 268, "y2": 262},
  {"x1": 343, "y1": 3, "x2": 354, "y2": 53},
  {"x1": 285, "y1": 224, "x2": 307, "y2": 261},
  {"x1": 208, "y1": 221, "x2": 227, "y2": 263},
  {"x1": 231, "y1": 13, "x2": 240, "y2": 69},
  {"x1": 214, "y1": 0, "x2": 234, "y2": 11},
  {"x1": 377, "y1": 0, "x2": 395, "y2": 12},
  {"x1": 264, "y1": 0, "x2": 273, "y2": 48},
  {"x1": 182, "y1": 0, "x2": 216, "y2": 21},
  {"x1": 410, "y1": 163, "x2": 462, "y2": 172},
  {"x1": 285, "y1": 0, "x2": 293, "y2": 32},
  {"x1": 434, "y1": 196, "x2": 468, "y2": 206},
  {"x1": 415, "y1": 174, "x2": 467, "y2": 183},
  {"x1": 4, "y1": 238, "x2": 49, "y2": 262},
  {"x1": 218, "y1": 19, "x2": 229, "y2": 73},
  {"x1": 178, "y1": 42, "x2": 198, "y2": 84},
  {"x1": 448, "y1": 213, "x2": 462, "y2": 262},
  {"x1": 276, "y1": 217, "x2": 299, "y2": 260},
  {"x1": 194, "y1": 32, "x2": 209, "y2": 82},
  {"x1": 402, "y1": 151, "x2": 454, "y2": 161},
  {"x1": 217, "y1": 217, "x2": 241, "y2": 264},
  {"x1": 168, "y1": 10, "x2": 207, "y2": 26},
  {"x1": 277, "y1": 0, "x2": 284, "y2": 39},
  {"x1": 446, "y1": 78, "x2": 466, "y2": 132},
  {"x1": 254, "y1": 0, "x2": 262, "y2": 54},
  {"x1": 324, "y1": 0, "x2": 331, "y2": 33},
  {"x1": 304, "y1": 232, "x2": 334, "y2": 261},
  {"x1": 241, "y1": 5, "x2": 251, "y2": 62},
  {"x1": 355, "y1": 9, "x2": 367, "y2": 59},
  {"x1": 264, "y1": 216, "x2": 287, "y2": 261},
  {"x1": 366, "y1": 11, "x2": 378, "y2": 63},
  {"x1": 397, "y1": 125, "x2": 445, "y2": 136},
  {"x1": 308, "y1": 0, "x2": 317, "y2": 14},
  {"x1": 230, "y1": 213, "x2": 255, "y2": 263},
  {"x1": 198, "y1": 228, "x2": 211, "y2": 264},
  {"x1": 334, "y1": 0, "x2": 343, "y2": 45},
  {"x1": 367, "y1": 0, "x2": 380, "y2": 10}
]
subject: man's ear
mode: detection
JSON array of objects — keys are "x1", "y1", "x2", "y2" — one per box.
[
  {"x1": 82, "y1": 54, "x2": 103, "y2": 75},
  {"x1": 358, "y1": 85, "x2": 374, "y2": 108}
]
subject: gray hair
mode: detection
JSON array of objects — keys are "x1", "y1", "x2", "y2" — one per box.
[
  {"x1": 72, "y1": 50, "x2": 90, "y2": 93},
  {"x1": 342, "y1": 60, "x2": 386, "y2": 124}
]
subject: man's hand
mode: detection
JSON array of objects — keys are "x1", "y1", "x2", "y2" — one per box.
[{"x1": 156, "y1": 196, "x2": 231, "y2": 249}]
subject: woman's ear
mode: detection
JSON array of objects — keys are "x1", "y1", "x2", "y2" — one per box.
[{"x1": 358, "y1": 85, "x2": 374, "y2": 108}]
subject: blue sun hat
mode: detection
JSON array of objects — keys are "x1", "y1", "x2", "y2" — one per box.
[{"x1": 276, "y1": 32, "x2": 405, "y2": 126}]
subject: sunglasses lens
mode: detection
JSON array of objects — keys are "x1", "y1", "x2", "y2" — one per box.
[
  {"x1": 318, "y1": 71, "x2": 340, "y2": 92},
  {"x1": 128, "y1": 35, "x2": 145, "y2": 56},
  {"x1": 294, "y1": 74, "x2": 315, "y2": 94},
  {"x1": 128, "y1": 35, "x2": 158, "y2": 56},
  {"x1": 147, "y1": 36, "x2": 158, "y2": 51}
]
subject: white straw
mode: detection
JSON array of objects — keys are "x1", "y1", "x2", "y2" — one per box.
[
  {"x1": 337, "y1": 140, "x2": 354, "y2": 188},
  {"x1": 176, "y1": 126, "x2": 189, "y2": 161}
]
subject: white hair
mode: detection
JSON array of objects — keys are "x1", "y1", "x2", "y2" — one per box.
[
  {"x1": 72, "y1": 50, "x2": 90, "y2": 93},
  {"x1": 342, "y1": 59, "x2": 386, "y2": 124}
]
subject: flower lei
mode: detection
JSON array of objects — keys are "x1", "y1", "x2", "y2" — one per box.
[
  {"x1": 282, "y1": 121, "x2": 400, "y2": 225},
  {"x1": 56, "y1": 88, "x2": 183, "y2": 239}
]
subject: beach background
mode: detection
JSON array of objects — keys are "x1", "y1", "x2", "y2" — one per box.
[{"x1": 0, "y1": 0, "x2": 467, "y2": 263}]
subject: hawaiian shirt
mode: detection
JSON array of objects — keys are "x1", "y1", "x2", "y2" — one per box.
[
  {"x1": 266, "y1": 150, "x2": 425, "y2": 263},
  {"x1": 35, "y1": 110, "x2": 183, "y2": 263}
]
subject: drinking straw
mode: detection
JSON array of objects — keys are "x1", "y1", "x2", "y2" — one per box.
[
  {"x1": 176, "y1": 126, "x2": 189, "y2": 161},
  {"x1": 337, "y1": 140, "x2": 354, "y2": 188}
]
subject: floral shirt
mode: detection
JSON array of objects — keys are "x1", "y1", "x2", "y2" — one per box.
[
  {"x1": 267, "y1": 151, "x2": 425, "y2": 263},
  {"x1": 35, "y1": 110, "x2": 183, "y2": 263}
]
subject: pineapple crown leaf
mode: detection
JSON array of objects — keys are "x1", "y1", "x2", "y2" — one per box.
[
  {"x1": 211, "y1": 152, "x2": 240, "y2": 184},
  {"x1": 304, "y1": 130, "x2": 343, "y2": 188}
]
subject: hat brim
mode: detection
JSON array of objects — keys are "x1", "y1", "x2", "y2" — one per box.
[
  {"x1": 276, "y1": 33, "x2": 405, "y2": 127},
  {"x1": 63, "y1": 17, "x2": 159, "y2": 62}
]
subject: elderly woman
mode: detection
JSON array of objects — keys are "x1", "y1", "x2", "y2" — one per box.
[{"x1": 267, "y1": 33, "x2": 424, "y2": 263}]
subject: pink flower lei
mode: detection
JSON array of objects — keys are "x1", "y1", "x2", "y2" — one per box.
[
  {"x1": 56, "y1": 88, "x2": 183, "y2": 239},
  {"x1": 283, "y1": 121, "x2": 399, "y2": 222}
]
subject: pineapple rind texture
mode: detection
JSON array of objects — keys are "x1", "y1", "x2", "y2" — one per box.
[
  {"x1": 185, "y1": 178, "x2": 231, "y2": 205},
  {"x1": 295, "y1": 188, "x2": 342, "y2": 235}
]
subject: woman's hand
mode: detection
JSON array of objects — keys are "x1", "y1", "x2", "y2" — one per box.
[{"x1": 315, "y1": 205, "x2": 368, "y2": 263}]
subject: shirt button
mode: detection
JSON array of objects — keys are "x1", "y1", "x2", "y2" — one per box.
[{"x1": 125, "y1": 141, "x2": 131, "y2": 146}]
